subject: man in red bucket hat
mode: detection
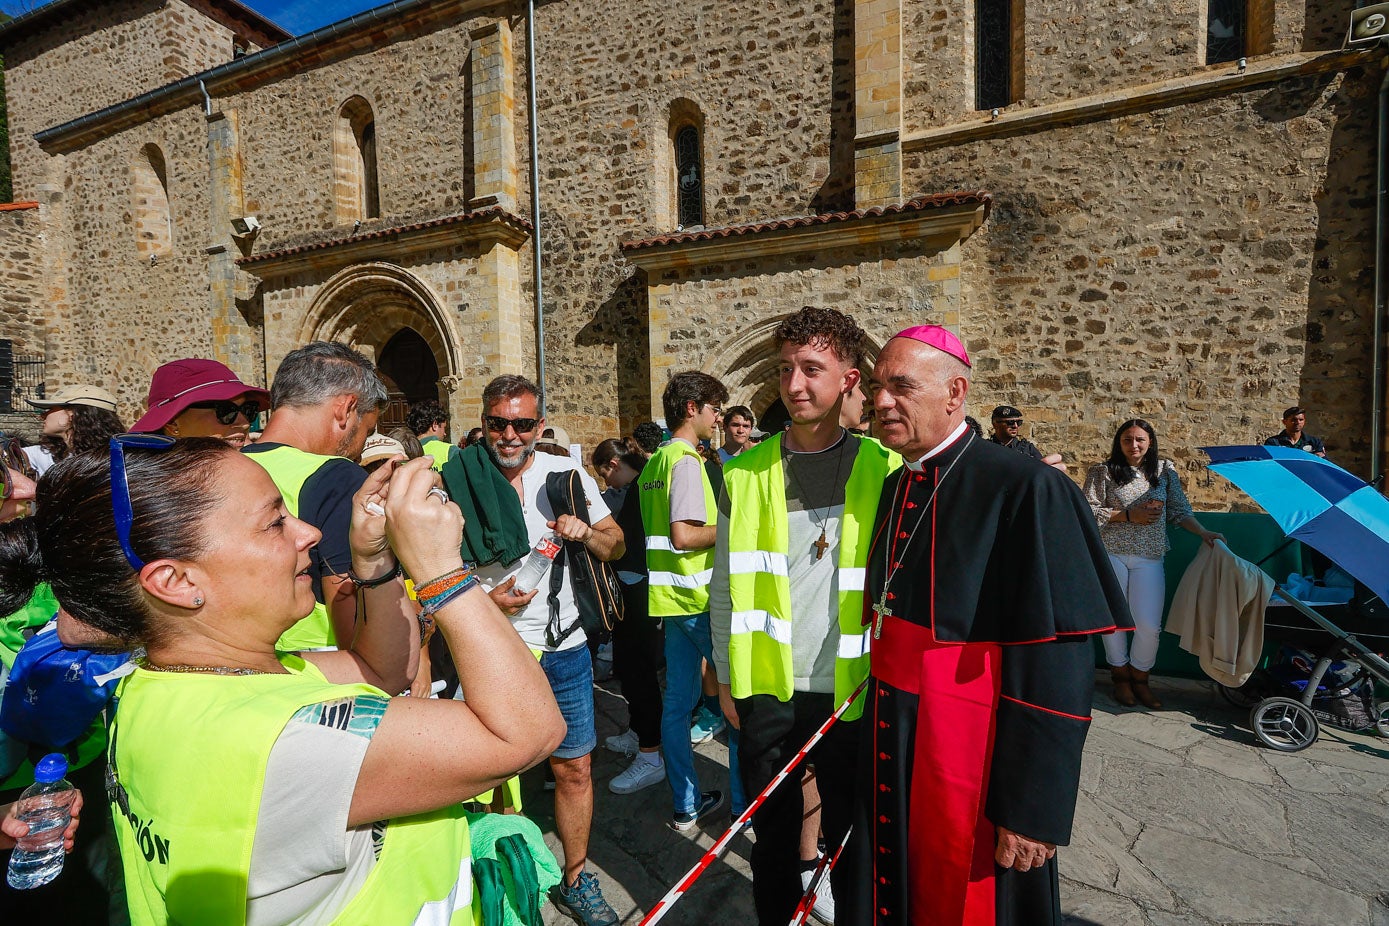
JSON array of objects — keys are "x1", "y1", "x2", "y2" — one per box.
[{"x1": 131, "y1": 359, "x2": 269, "y2": 449}]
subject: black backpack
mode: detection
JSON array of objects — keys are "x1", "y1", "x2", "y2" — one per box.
[{"x1": 543, "y1": 469, "x2": 625, "y2": 648}]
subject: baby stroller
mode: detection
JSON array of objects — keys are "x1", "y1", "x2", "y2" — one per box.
[{"x1": 1202, "y1": 446, "x2": 1389, "y2": 752}]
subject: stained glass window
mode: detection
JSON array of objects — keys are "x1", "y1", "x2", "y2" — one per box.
[
  {"x1": 1206, "y1": 0, "x2": 1245, "y2": 64},
  {"x1": 976, "y1": 0, "x2": 1013, "y2": 111},
  {"x1": 675, "y1": 125, "x2": 703, "y2": 228}
]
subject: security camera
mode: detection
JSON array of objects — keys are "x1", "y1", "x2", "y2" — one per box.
[
  {"x1": 1347, "y1": 3, "x2": 1389, "y2": 47},
  {"x1": 231, "y1": 215, "x2": 261, "y2": 236}
]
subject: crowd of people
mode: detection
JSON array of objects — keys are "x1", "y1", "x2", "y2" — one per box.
[{"x1": 0, "y1": 310, "x2": 1330, "y2": 926}]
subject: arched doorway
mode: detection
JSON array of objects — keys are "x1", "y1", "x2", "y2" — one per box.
[{"x1": 377, "y1": 328, "x2": 441, "y2": 432}]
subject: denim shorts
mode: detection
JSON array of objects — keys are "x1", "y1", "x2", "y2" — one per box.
[{"x1": 539, "y1": 643, "x2": 596, "y2": 759}]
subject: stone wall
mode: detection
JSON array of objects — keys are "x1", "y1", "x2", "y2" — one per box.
[
  {"x1": 902, "y1": 68, "x2": 1378, "y2": 506},
  {"x1": 0, "y1": 205, "x2": 46, "y2": 360}
]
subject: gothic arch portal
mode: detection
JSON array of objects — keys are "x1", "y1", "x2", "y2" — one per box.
[
  {"x1": 703, "y1": 313, "x2": 885, "y2": 424},
  {"x1": 300, "y1": 262, "x2": 461, "y2": 399}
]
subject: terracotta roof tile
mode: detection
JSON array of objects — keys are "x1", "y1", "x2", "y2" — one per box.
[
  {"x1": 0, "y1": 202, "x2": 40, "y2": 212},
  {"x1": 621, "y1": 191, "x2": 992, "y2": 251},
  {"x1": 237, "y1": 206, "x2": 533, "y2": 266}
]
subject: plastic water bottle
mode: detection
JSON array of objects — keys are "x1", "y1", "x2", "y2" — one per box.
[
  {"x1": 6, "y1": 753, "x2": 76, "y2": 890},
  {"x1": 512, "y1": 535, "x2": 562, "y2": 595}
]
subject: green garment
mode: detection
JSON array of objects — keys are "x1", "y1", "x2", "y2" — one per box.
[{"x1": 439, "y1": 443, "x2": 532, "y2": 568}]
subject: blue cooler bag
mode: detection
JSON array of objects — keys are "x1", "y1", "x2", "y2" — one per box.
[{"x1": 0, "y1": 621, "x2": 130, "y2": 750}]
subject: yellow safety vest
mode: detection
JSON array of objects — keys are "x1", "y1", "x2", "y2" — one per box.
[
  {"x1": 722, "y1": 433, "x2": 899, "y2": 722},
  {"x1": 109, "y1": 655, "x2": 478, "y2": 925},
  {"x1": 245, "y1": 445, "x2": 345, "y2": 651},
  {"x1": 638, "y1": 441, "x2": 716, "y2": 617},
  {"x1": 422, "y1": 437, "x2": 455, "y2": 472}
]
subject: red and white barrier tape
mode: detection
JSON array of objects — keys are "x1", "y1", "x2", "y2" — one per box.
[
  {"x1": 788, "y1": 827, "x2": 851, "y2": 926},
  {"x1": 637, "y1": 677, "x2": 869, "y2": 926}
]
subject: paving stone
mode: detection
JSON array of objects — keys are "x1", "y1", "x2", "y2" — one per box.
[
  {"x1": 1060, "y1": 881, "x2": 1150, "y2": 925},
  {"x1": 1262, "y1": 752, "x2": 1346, "y2": 795},
  {"x1": 1186, "y1": 737, "x2": 1276, "y2": 785},
  {"x1": 1097, "y1": 758, "x2": 1294, "y2": 855},
  {"x1": 1085, "y1": 726, "x2": 1186, "y2": 768},
  {"x1": 1282, "y1": 792, "x2": 1389, "y2": 896},
  {"x1": 1094, "y1": 709, "x2": 1211, "y2": 754},
  {"x1": 1133, "y1": 826, "x2": 1368, "y2": 925},
  {"x1": 1068, "y1": 794, "x2": 1178, "y2": 911}
]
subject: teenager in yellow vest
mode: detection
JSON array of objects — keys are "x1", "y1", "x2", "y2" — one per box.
[
  {"x1": 711, "y1": 307, "x2": 899, "y2": 926},
  {"x1": 410, "y1": 399, "x2": 460, "y2": 472},
  {"x1": 9, "y1": 439, "x2": 565, "y2": 926},
  {"x1": 637, "y1": 371, "x2": 747, "y2": 830}
]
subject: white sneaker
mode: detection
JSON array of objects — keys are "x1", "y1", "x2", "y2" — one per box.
[
  {"x1": 603, "y1": 729, "x2": 639, "y2": 756},
  {"x1": 609, "y1": 754, "x2": 665, "y2": 794},
  {"x1": 800, "y1": 866, "x2": 835, "y2": 925}
]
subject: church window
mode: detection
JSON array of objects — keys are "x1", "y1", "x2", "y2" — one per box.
[
  {"x1": 132, "y1": 143, "x2": 173, "y2": 259},
  {"x1": 334, "y1": 96, "x2": 381, "y2": 225},
  {"x1": 1206, "y1": 0, "x2": 1246, "y2": 64},
  {"x1": 674, "y1": 125, "x2": 703, "y2": 229},
  {"x1": 976, "y1": 0, "x2": 1022, "y2": 111}
]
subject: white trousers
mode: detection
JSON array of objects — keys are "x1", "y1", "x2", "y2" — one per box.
[{"x1": 1103, "y1": 552, "x2": 1166, "y2": 672}]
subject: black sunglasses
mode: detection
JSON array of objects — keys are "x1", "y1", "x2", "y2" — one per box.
[
  {"x1": 109, "y1": 433, "x2": 178, "y2": 571},
  {"x1": 186, "y1": 399, "x2": 261, "y2": 425},
  {"x1": 483, "y1": 415, "x2": 540, "y2": 434},
  {"x1": 0, "y1": 431, "x2": 37, "y2": 502}
]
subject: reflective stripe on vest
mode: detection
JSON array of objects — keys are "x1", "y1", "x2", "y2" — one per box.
[
  {"x1": 638, "y1": 441, "x2": 716, "y2": 617},
  {"x1": 723, "y1": 433, "x2": 899, "y2": 721},
  {"x1": 111, "y1": 655, "x2": 477, "y2": 926},
  {"x1": 245, "y1": 445, "x2": 345, "y2": 651}
]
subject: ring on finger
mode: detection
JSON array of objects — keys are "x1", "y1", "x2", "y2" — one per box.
[{"x1": 428, "y1": 487, "x2": 449, "y2": 504}]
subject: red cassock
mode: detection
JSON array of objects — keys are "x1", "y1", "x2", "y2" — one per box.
[{"x1": 839, "y1": 430, "x2": 1132, "y2": 926}]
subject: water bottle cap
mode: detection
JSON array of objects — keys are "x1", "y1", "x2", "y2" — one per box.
[{"x1": 33, "y1": 753, "x2": 68, "y2": 783}]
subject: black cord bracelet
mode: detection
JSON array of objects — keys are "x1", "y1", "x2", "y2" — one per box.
[{"x1": 348, "y1": 561, "x2": 403, "y2": 588}]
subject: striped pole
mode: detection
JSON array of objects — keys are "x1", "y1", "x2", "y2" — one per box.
[
  {"x1": 788, "y1": 827, "x2": 851, "y2": 926},
  {"x1": 637, "y1": 678, "x2": 870, "y2": 926}
]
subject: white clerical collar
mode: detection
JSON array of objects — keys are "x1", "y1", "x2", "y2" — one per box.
[{"x1": 903, "y1": 420, "x2": 970, "y2": 472}]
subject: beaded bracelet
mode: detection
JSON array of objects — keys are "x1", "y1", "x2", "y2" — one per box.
[
  {"x1": 415, "y1": 566, "x2": 473, "y2": 601},
  {"x1": 420, "y1": 572, "x2": 480, "y2": 616}
]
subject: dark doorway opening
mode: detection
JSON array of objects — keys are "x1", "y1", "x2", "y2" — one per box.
[{"x1": 377, "y1": 327, "x2": 440, "y2": 432}]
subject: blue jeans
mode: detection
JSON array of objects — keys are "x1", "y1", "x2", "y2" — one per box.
[
  {"x1": 540, "y1": 643, "x2": 597, "y2": 759},
  {"x1": 661, "y1": 613, "x2": 745, "y2": 815}
]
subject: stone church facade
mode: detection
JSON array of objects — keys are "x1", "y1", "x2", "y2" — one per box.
[{"x1": 0, "y1": 0, "x2": 1380, "y2": 503}]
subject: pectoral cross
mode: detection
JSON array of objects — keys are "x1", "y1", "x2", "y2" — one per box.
[
  {"x1": 812, "y1": 529, "x2": 829, "y2": 561},
  {"x1": 872, "y1": 596, "x2": 893, "y2": 639}
]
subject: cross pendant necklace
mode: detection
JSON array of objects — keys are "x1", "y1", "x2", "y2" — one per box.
[
  {"x1": 812, "y1": 530, "x2": 830, "y2": 561},
  {"x1": 783, "y1": 430, "x2": 848, "y2": 563},
  {"x1": 872, "y1": 434, "x2": 974, "y2": 639}
]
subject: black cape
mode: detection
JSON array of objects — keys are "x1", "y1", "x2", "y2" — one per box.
[{"x1": 840, "y1": 429, "x2": 1133, "y2": 926}]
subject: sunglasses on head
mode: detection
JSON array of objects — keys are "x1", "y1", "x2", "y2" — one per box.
[
  {"x1": 109, "y1": 433, "x2": 178, "y2": 571},
  {"x1": 0, "y1": 432, "x2": 38, "y2": 502},
  {"x1": 186, "y1": 399, "x2": 261, "y2": 425},
  {"x1": 483, "y1": 415, "x2": 540, "y2": 434}
]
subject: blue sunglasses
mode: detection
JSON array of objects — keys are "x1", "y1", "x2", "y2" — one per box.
[{"x1": 109, "y1": 433, "x2": 177, "y2": 571}]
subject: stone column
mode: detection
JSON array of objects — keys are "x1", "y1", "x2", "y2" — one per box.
[
  {"x1": 470, "y1": 21, "x2": 519, "y2": 210},
  {"x1": 462, "y1": 239, "x2": 531, "y2": 416},
  {"x1": 205, "y1": 110, "x2": 263, "y2": 383},
  {"x1": 853, "y1": 0, "x2": 902, "y2": 208}
]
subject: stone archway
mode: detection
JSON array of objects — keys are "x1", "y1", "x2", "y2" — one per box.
[{"x1": 301, "y1": 262, "x2": 463, "y2": 429}]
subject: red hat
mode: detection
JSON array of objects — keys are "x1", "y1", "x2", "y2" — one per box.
[
  {"x1": 131, "y1": 359, "x2": 270, "y2": 433},
  {"x1": 891, "y1": 325, "x2": 971, "y2": 367}
]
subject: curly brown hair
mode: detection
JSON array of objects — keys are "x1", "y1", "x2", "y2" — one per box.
[{"x1": 774, "y1": 306, "x2": 867, "y2": 370}]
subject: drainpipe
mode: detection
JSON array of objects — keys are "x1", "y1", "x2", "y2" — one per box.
[
  {"x1": 526, "y1": 0, "x2": 547, "y2": 416},
  {"x1": 199, "y1": 80, "x2": 211, "y2": 117},
  {"x1": 1374, "y1": 52, "x2": 1389, "y2": 484}
]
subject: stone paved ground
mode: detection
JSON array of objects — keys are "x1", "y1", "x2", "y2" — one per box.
[{"x1": 522, "y1": 671, "x2": 1389, "y2": 926}]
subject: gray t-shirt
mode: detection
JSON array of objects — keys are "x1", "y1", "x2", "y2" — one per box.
[
  {"x1": 711, "y1": 430, "x2": 856, "y2": 694},
  {"x1": 667, "y1": 440, "x2": 711, "y2": 525}
]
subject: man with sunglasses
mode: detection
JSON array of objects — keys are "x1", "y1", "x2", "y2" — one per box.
[
  {"x1": 243, "y1": 343, "x2": 396, "y2": 652},
  {"x1": 131, "y1": 358, "x2": 269, "y2": 450},
  {"x1": 449, "y1": 374, "x2": 625, "y2": 926}
]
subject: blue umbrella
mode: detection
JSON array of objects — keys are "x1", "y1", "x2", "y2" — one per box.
[{"x1": 1201, "y1": 445, "x2": 1389, "y2": 603}]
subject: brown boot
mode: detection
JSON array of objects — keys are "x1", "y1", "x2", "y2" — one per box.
[
  {"x1": 1130, "y1": 669, "x2": 1163, "y2": 710},
  {"x1": 1110, "y1": 665, "x2": 1137, "y2": 707}
]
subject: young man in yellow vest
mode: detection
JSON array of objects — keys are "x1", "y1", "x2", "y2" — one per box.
[
  {"x1": 711, "y1": 307, "x2": 898, "y2": 926},
  {"x1": 244, "y1": 342, "x2": 401, "y2": 650},
  {"x1": 638, "y1": 371, "x2": 746, "y2": 831},
  {"x1": 410, "y1": 399, "x2": 461, "y2": 471}
]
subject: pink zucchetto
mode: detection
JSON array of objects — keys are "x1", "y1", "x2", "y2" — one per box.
[{"x1": 890, "y1": 325, "x2": 971, "y2": 367}]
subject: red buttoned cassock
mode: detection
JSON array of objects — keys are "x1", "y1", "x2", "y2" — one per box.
[{"x1": 839, "y1": 428, "x2": 1132, "y2": 926}]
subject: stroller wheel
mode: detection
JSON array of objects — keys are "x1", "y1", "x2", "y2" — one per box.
[
  {"x1": 1377, "y1": 706, "x2": 1389, "y2": 739},
  {"x1": 1251, "y1": 697, "x2": 1320, "y2": 752},
  {"x1": 1218, "y1": 682, "x2": 1264, "y2": 709}
]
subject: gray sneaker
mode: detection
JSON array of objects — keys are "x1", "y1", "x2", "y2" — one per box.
[{"x1": 551, "y1": 871, "x2": 619, "y2": 926}]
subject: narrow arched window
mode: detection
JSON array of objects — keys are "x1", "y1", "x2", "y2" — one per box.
[
  {"x1": 132, "y1": 143, "x2": 173, "y2": 258},
  {"x1": 976, "y1": 0, "x2": 1022, "y2": 110},
  {"x1": 1206, "y1": 0, "x2": 1246, "y2": 64},
  {"x1": 334, "y1": 96, "x2": 381, "y2": 225},
  {"x1": 675, "y1": 125, "x2": 703, "y2": 229}
]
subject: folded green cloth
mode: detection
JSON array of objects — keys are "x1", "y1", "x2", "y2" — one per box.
[{"x1": 439, "y1": 442, "x2": 532, "y2": 568}]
